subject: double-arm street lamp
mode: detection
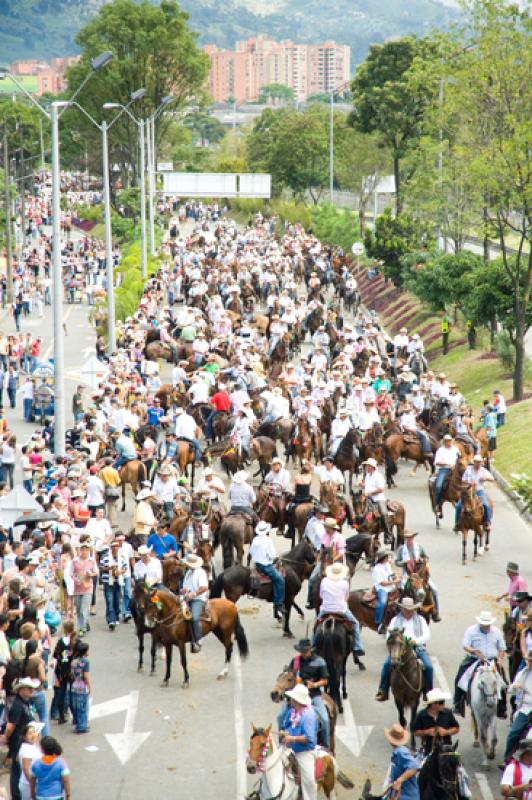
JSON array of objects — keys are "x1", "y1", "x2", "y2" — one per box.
[{"x1": 0, "y1": 51, "x2": 113, "y2": 456}]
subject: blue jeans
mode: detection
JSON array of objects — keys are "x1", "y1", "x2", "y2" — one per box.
[
  {"x1": 256, "y1": 564, "x2": 285, "y2": 607},
  {"x1": 307, "y1": 563, "x2": 320, "y2": 604},
  {"x1": 113, "y1": 455, "x2": 134, "y2": 470},
  {"x1": 23, "y1": 479, "x2": 33, "y2": 494},
  {"x1": 375, "y1": 588, "x2": 388, "y2": 625},
  {"x1": 23, "y1": 397, "x2": 33, "y2": 421},
  {"x1": 504, "y1": 710, "x2": 532, "y2": 761},
  {"x1": 122, "y1": 576, "x2": 132, "y2": 618},
  {"x1": 177, "y1": 436, "x2": 202, "y2": 461},
  {"x1": 435, "y1": 467, "x2": 451, "y2": 506},
  {"x1": 315, "y1": 608, "x2": 363, "y2": 652},
  {"x1": 72, "y1": 691, "x2": 90, "y2": 732},
  {"x1": 379, "y1": 648, "x2": 433, "y2": 694},
  {"x1": 455, "y1": 488, "x2": 492, "y2": 526},
  {"x1": 277, "y1": 695, "x2": 330, "y2": 750},
  {"x1": 190, "y1": 598, "x2": 206, "y2": 643},
  {"x1": 32, "y1": 689, "x2": 49, "y2": 735},
  {"x1": 103, "y1": 582, "x2": 122, "y2": 625},
  {"x1": 206, "y1": 410, "x2": 219, "y2": 440}
]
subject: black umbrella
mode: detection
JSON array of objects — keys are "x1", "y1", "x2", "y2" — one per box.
[{"x1": 13, "y1": 511, "x2": 59, "y2": 527}]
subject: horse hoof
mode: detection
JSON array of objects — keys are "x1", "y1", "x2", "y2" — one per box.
[
  {"x1": 181, "y1": 681, "x2": 190, "y2": 689},
  {"x1": 473, "y1": 741, "x2": 480, "y2": 748},
  {"x1": 478, "y1": 547, "x2": 484, "y2": 556},
  {"x1": 358, "y1": 662, "x2": 367, "y2": 671},
  {"x1": 217, "y1": 670, "x2": 229, "y2": 681},
  {"x1": 485, "y1": 545, "x2": 490, "y2": 552},
  {"x1": 161, "y1": 682, "x2": 169, "y2": 688},
  {"x1": 283, "y1": 631, "x2": 295, "y2": 639}
]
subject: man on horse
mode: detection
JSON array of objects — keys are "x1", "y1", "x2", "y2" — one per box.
[
  {"x1": 133, "y1": 545, "x2": 162, "y2": 586},
  {"x1": 361, "y1": 458, "x2": 392, "y2": 542},
  {"x1": 195, "y1": 467, "x2": 225, "y2": 504},
  {"x1": 330, "y1": 408, "x2": 351, "y2": 457},
  {"x1": 395, "y1": 531, "x2": 441, "y2": 622},
  {"x1": 413, "y1": 689, "x2": 459, "y2": 758},
  {"x1": 375, "y1": 597, "x2": 433, "y2": 702},
  {"x1": 276, "y1": 639, "x2": 331, "y2": 751},
  {"x1": 181, "y1": 553, "x2": 209, "y2": 653},
  {"x1": 262, "y1": 386, "x2": 289, "y2": 426},
  {"x1": 205, "y1": 383, "x2": 231, "y2": 442},
  {"x1": 174, "y1": 407, "x2": 202, "y2": 463},
  {"x1": 399, "y1": 404, "x2": 432, "y2": 461},
  {"x1": 314, "y1": 457, "x2": 344, "y2": 491},
  {"x1": 263, "y1": 457, "x2": 291, "y2": 495},
  {"x1": 314, "y1": 562, "x2": 365, "y2": 658},
  {"x1": 504, "y1": 649, "x2": 532, "y2": 763},
  {"x1": 227, "y1": 470, "x2": 256, "y2": 519},
  {"x1": 433, "y1": 434, "x2": 461, "y2": 516},
  {"x1": 306, "y1": 517, "x2": 346, "y2": 610},
  {"x1": 373, "y1": 550, "x2": 402, "y2": 634},
  {"x1": 453, "y1": 454, "x2": 495, "y2": 533},
  {"x1": 248, "y1": 521, "x2": 285, "y2": 617},
  {"x1": 278, "y1": 683, "x2": 319, "y2": 800},
  {"x1": 113, "y1": 427, "x2": 137, "y2": 469},
  {"x1": 452, "y1": 610, "x2": 507, "y2": 718}
]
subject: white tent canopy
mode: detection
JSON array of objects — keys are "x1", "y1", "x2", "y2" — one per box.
[
  {"x1": 80, "y1": 356, "x2": 109, "y2": 390},
  {"x1": 0, "y1": 487, "x2": 42, "y2": 532}
]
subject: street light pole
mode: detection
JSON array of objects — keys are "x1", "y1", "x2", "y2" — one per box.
[
  {"x1": 329, "y1": 90, "x2": 334, "y2": 204},
  {"x1": 139, "y1": 119, "x2": 147, "y2": 279},
  {"x1": 3, "y1": 129, "x2": 13, "y2": 303},
  {"x1": 146, "y1": 116, "x2": 155, "y2": 257},
  {"x1": 50, "y1": 102, "x2": 65, "y2": 457},
  {"x1": 101, "y1": 120, "x2": 116, "y2": 353}
]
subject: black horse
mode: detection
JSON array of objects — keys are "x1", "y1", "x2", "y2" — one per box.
[
  {"x1": 130, "y1": 579, "x2": 159, "y2": 673},
  {"x1": 419, "y1": 743, "x2": 466, "y2": 800},
  {"x1": 314, "y1": 616, "x2": 353, "y2": 712}
]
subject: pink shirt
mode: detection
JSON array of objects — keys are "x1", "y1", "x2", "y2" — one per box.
[
  {"x1": 320, "y1": 577, "x2": 349, "y2": 614},
  {"x1": 509, "y1": 574, "x2": 528, "y2": 607},
  {"x1": 321, "y1": 531, "x2": 345, "y2": 557}
]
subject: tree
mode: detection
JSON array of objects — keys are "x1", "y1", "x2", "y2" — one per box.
[
  {"x1": 405, "y1": 251, "x2": 482, "y2": 311},
  {"x1": 350, "y1": 37, "x2": 435, "y2": 212},
  {"x1": 63, "y1": 0, "x2": 209, "y2": 187},
  {"x1": 182, "y1": 112, "x2": 225, "y2": 147},
  {"x1": 258, "y1": 84, "x2": 294, "y2": 105},
  {"x1": 364, "y1": 208, "x2": 425, "y2": 286}
]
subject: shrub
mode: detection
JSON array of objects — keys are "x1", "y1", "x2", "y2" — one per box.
[{"x1": 511, "y1": 473, "x2": 532, "y2": 513}]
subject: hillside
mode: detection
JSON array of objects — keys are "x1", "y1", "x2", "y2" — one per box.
[{"x1": 0, "y1": 0, "x2": 456, "y2": 65}]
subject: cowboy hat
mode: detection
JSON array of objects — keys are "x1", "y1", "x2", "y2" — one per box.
[
  {"x1": 203, "y1": 467, "x2": 214, "y2": 477},
  {"x1": 324, "y1": 517, "x2": 339, "y2": 529},
  {"x1": 338, "y1": 408, "x2": 349, "y2": 417},
  {"x1": 184, "y1": 554, "x2": 203, "y2": 569},
  {"x1": 272, "y1": 387, "x2": 283, "y2": 396},
  {"x1": 424, "y1": 688, "x2": 451, "y2": 706},
  {"x1": 157, "y1": 466, "x2": 172, "y2": 476},
  {"x1": 384, "y1": 723, "x2": 410, "y2": 747},
  {"x1": 512, "y1": 591, "x2": 532, "y2": 603},
  {"x1": 13, "y1": 677, "x2": 40, "y2": 692},
  {"x1": 136, "y1": 488, "x2": 154, "y2": 501},
  {"x1": 255, "y1": 521, "x2": 271, "y2": 536},
  {"x1": 397, "y1": 597, "x2": 421, "y2": 612},
  {"x1": 473, "y1": 454, "x2": 483, "y2": 462},
  {"x1": 506, "y1": 562, "x2": 520, "y2": 574},
  {"x1": 476, "y1": 610, "x2": 497, "y2": 626},
  {"x1": 232, "y1": 471, "x2": 248, "y2": 484},
  {"x1": 403, "y1": 530, "x2": 418, "y2": 538},
  {"x1": 325, "y1": 562, "x2": 349, "y2": 581},
  {"x1": 285, "y1": 684, "x2": 311, "y2": 707},
  {"x1": 314, "y1": 505, "x2": 329, "y2": 515},
  {"x1": 375, "y1": 549, "x2": 389, "y2": 563},
  {"x1": 515, "y1": 737, "x2": 532, "y2": 756},
  {"x1": 138, "y1": 545, "x2": 153, "y2": 556},
  {"x1": 271, "y1": 457, "x2": 283, "y2": 466},
  {"x1": 294, "y1": 638, "x2": 313, "y2": 653},
  {"x1": 363, "y1": 458, "x2": 378, "y2": 469},
  {"x1": 443, "y1": 434, "x2": 453, "y2": 441}
]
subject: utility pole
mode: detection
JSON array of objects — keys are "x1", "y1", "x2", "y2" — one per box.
[
  {"x1": 50, "y1": 102, "x2": 65, "y2": 457},
  {"x1": 139, "y1": 119, "x2": 147, "y2": 279},
  {"x1": 3, "y1": 129, "x2": 13, "y2": 303},
  {"x1": 101, "y1": 121, "x2": 116, "y2": 353}
]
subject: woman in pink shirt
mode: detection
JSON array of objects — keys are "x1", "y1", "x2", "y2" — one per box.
[{"x1": 320, "y1": 518, "x2": 345, "y2": 561}]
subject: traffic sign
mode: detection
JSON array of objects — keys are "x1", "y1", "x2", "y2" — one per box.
[{"x1": 351, "y1": 242, "x2": 365, "y2": 256}]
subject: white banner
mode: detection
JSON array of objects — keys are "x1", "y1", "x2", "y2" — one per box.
[{"x1": 161, "y1": 172, "x2": 271, "y2": 199}]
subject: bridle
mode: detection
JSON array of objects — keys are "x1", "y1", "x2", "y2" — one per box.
[{"x1": 247, "y1": 732, "x2": 298, "y2": 800}]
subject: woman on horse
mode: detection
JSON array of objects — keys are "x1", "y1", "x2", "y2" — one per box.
[
  {"x1": 395, "y1": 531, "x2": 441, "y2": 622},
  {"x1": 286, "y1": 460, "x2": 314, "y2": 540}
]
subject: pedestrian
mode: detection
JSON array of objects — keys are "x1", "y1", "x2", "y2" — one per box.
[
  {"x1": 29, "y1": 736, "x2": 71, "y2": 800},
  {"x1": 71, "y1": 541, "x2": 97, "y2": 635},
  {"x1": 22, "y1": 377, "x2": 34, "y2": 422},
  {"x1": 496, "y1": 562, "x2": 528, "y2": 609},
  {"x1": 504, "y1": 649, "x2": 532, "y2": 763},
  {"x1": 441, "y1": 315, "x2": 450, "y2": 355},
  {"x1": 99, "y1": 457, "x2": 121, "y2": 529},
  {"x1": 500, "y1": 737, "x2": 532, "y2": 798},
  {"x1": 17, "y1": 721, "x2": 43, "y2": 800},
  {"x1": 7, "y1": 365, "x2": 18, "y2": 408},
  {"x1": 493, "y1": 388, "x2": 507, "y2": 426},
  {"x1": 5, "y1": 677, "x2": 38, "y2": 800},
  {"x1": 70, "y1": 640, "x2": 91, "y2": 734},
  {"x1": 51, "y1": 620, "x2": 76, "y2": 726},
  {"x1": 383, "y1": 723, "x2": 420, "y2": 799},
  {"x1": 1, "y1": 434, "x2": 16, "y2": 489},
  {"x1": 19, "y1": 639, "x2": 48, "y2": 735},
  {"x1": 98, "y1": 540, "x2": 127, "y2": 631}
]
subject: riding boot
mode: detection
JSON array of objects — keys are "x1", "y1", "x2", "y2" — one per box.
[
  {"x1": 453, "y1": 689, "x2": 466, "y2": 718},
  {"x1": 497, "y1": 689, "x2": 507, "y2": 719}
]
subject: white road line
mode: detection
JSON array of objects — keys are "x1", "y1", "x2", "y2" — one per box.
[
  {"x1": 475, "y1": 772, "x2": 496, "y2": 800},
  {"x1": 234, "y1": 651, "x2": 247, "y2": 799},
  {"x1": 432, "y1": 656, "x2": 452, "y2": 696}
]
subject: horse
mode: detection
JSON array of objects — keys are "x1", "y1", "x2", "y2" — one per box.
[
  {"x1": 333, "y1": 428, "x2": 359, "y2": 491},
  {"x1": 319, "y1": 481, "x2": 355, "y2": 531},
  {"x1": 209, "y1": 563, "x2": 304, "y2": 637},
  {"x1": 249, "y1": 436, "x2": 277, "y2": 478},
  {"x1": 351, "y1": 489, "x2": 406, "y2": 549},
  {"x1": 270, "y1": 667, "x2": 338, "y2": 755},
  {"x1": 246, "y1": 725, "x2": 353, "y2": 800},
  {"x1": 255, "y1": 486, "x2": 287, "y2": 534},
  {"x1": 418, "y1": 743, "x2": 465, "y2": 800},
  {"x1": 144, "y1": 341, "x2": 176, "y2": 363},
  {"x1": 175, "y1": 440, "x2": 198, "y2": 487},
  {"x1": 456, "y1": 484, "x2": 492, "y2": 565},
  {"x1": 130, "y1": 579, "x2": 159, "y2": 673},
  {"x1": 292, "y1": 501, "x2": 315, "y2": 544},
  {"x1": 387, "y1": 628, "x2": 423, "y2": 740},
  {"x1": 292, "y1": 417, "x2": 315, "y2": 466},
  {"x1": 503, "y1": 613, "x2": 523, "y2": 682},
  {"x1": 470, "y1": 662, "x2": 500, "y2": 766},
  {"x1": 428, "y1": 459, "x2": 467, "y2": 528},
  {"x1": 407, "y1": 563, "x2": 436, "y2": 624},
  {"x1": 314, "y1": 616, "x2": 353, "y2": 713},
  {"x1": 384, "y1": 434, "x2": 435, "y2": 488},
  {"x1": 219, "y1": 512, "x2": 254, "y2": 568},
  {"x1": 344, "y1": 532, "x2": 379, "y2": 570},
  {"x1": 278, "y1": 537, "x2": 316, "y2": 583},
  {"x1": 143, "y1": 585, "x2": 249, "y2": 687},
  {"x1": 119, "y1": 460, "x2": 146, "y2": 511}
]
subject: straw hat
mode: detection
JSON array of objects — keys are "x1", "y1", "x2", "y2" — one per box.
[
  {"x1": 403, "y1": 530, "x2": 418, "y2": 538},
  {"x1": 184, "y1": 554, "x2": 203, "y2": 570},
  {"x1": 397, "y1": 597, "x2": 421, "y2": 612},
  {"x1": 136, "y1": 488, "x2": 154, "y2": 501},
  {"x1": 138, "y1": 545, "x2": 153, "y2": 556},
  {"x1": 476, "y1": 610, "x2": 496, "y2": 626},
  {"x1": 324, "y1": 517, "x2": 339, "y2": 530},
  {"x1": 285, "y1": 684, "x2": 311, "y2": 707},
  {"x1": 325, "y1": 562, "x2": 349, "y2": 581},
  {"x1": 384, "y1": 723, "x2": 410, "y2": 747},
  {"x1": 424, "y1": 689, "x2": 451, "y2": 706},
  {"x1": 13, "y1": 677, "x2": 40, "y2": 692},
  {"x1": 375, "y1": 549, "x2": 389, "y2": 563},
  {"x1": 363, "y1": 458, "x2": 378, "y2": 469}
]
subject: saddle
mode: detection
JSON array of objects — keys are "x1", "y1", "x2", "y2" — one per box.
[
  {"x1": 402, "y1": 433, "x2": 419, "y2": 446},
  {"x1": 361, "y1": 586, "x2": 401, "y2": 609},
  {"x1": 313, "y1": 612, "x2": 353, "y2": 632},
  {"x1": 250, "y1": 565, "x2": 286, "y2": 592},
  {"x1": 285, "y1": 748, "x2": 329, "y2": 784}
]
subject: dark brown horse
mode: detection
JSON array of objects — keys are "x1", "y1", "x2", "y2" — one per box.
[
  {"x1": 456, "y1": 484, "x2": 492, "y2": 564},
  {"x1": 314, "y1": 616, "x2": 353, "y2": 712},
  {"x1": 387, "y1": 628, "x2": 423, "y2": 740},
  {"x1": 119, "y1": 460, "x2": 146, "y2": 511},
  {"x1": 175, "y1": 440, "x2": 197, "y2": 487},
  {"x1": 384, "y1": 434, "x2": 435, "y2": 488},
  {"x1": 428, "y1": 459, "x2": 467, "y2": 528},
  {"x1": 255, "y1": 485, "x2": 287, "y2": 533},
  {"x1": 131, "y1": 579, "x2": 159, "y2": 672},
  {"x1": 219, "y1": 512, "x2": 254, "y2": 568},
  {"x1": 351, "y1": 488, "x2": 406, "y2": 549},
  {"x1": 249, "y1": 436, "x2": 277, "y2": 478},
  {"x1": 503, "y1": 613, "x2": 523, "y2": 683},
  {"x1": 143, "y1": 585, "x2": 249, "y2": 687},
  {"x1": 333, "y1": 428, "x2": 360, "y2": 491},
  {"x1": 292, "y1": 417, "x2": 315, "y2": 466},
  {"x1": 319, "y1": 481, "x2": 355, "y2": 532}
]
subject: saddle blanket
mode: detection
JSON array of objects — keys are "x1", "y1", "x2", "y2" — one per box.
[{"x1": 458, "y1": 661, "x2": 506, "y2": 694}]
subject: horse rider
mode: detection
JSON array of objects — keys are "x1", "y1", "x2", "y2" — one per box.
[
  {"x1": 399, "y1": 404, "x2": 433, "y2": 461},
  {"x1": 248, "y1": 521, "x2": 285, "y2": 618},
  {"x1": 306, "y1": 517, "x2": 346, "y2": 610},
  {"x1": 147, "y1": 521, "x2": 178, "y2": 561},
  {"x1": 174, "y1": 407, "x2": 202, "y2": 463},
  {"x1": 195, "y1": 467, "x2": 225, "y2": 504},
  {"x1": 361, "y1": 458, "x2": 392, "y2": 542},
  {"x1": 133, "y1": 544, "x2": 162, "y2": 586},
  {"x1": 263, "y1": 458, "x2": 291, "y2": 494},
  {"x1": 278, "y1": 683, "x2": 318, "y2": 800},
  {"x1": 504, "y1": 649, "x2": 532, "y2": 763},
  {"x1": 313, "y1": 457, "x2": 345, "y2": 492},
  {"x1": 227, "y1": 470, "x2": 256, "y2": 520},
  {"x1": 286, "y1": 460, "x2": 314, "y2": 540},
  {"x1": 180, "y1": 510, "x2": 206, "y2": 557},
  {"x1": 133, "y1": 488, "x2": 158, "y2": 542},
  {"x1": 383, "y1": 723, "x2": 420, "y2": 800},
  {"x1": 314, "y1": 561, "x2": 365, "y2": 659},
  {"x1": 329, "y1": 407, "x2": 351, "y2": 457},
  {"x1": 230, "y1": 410, "x2": 252, "y2": 463},
  {"x1": 205, "y1": 382, "x2": 231, "y2": 442},
  {"x1": 453, "y1": 404, "x2": 479, "y2": 454},
  {"x1": 373, "y1": 550, "x2": 401, "y2": 634},
  {"x1": 276, "y1": 638, "x2": 331, "y2": 751},
  {"x1": 376, "y1": 597, "x2": 433, "y2": 702},
  {"x1": 152, "y1": 465, "x2": 179, "y2": 520},
  {"x1": 500, "y1": 736, "x2": 532, "y2": 800},
  {"x1": 413, "y1": 689, "x2": 459, "y2": 759},
  {"x1": 181, "y1": 553, "x2": 209, "y2": 653},
  {"x1": 113, "y1": 426, "x2": 137, "y2": 470},
  {"x1": 452, "y1": 610, "x2": 507, "y2": 718},
  {"x1": 433, "y1": 434, "x2": 461, "y2": 516},
  {"x1": 262, "y1": 386, "x2": 290, "y2": 426},
  {"x1": 394, "y1": 530, "x2": 441, "y2": 622},
  {"x1": 453, "y1": 453, "x2": 495, "y2": 532}
]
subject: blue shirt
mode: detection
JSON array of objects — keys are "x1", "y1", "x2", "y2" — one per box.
[
  {"x1": 147, "y1": 532, "x2": 177, "y2": 559},
  {"x1": 390, "y1": 745, "x2": 420, "y2": 800},
  {"x1": 147, "y1": 406, "x2": 165, "y2": 426},
  {"x1": 31, "y1": 756, "x2": 70, "y2": 799},
  {"x1": 462, "y1": 624, "x2": 505, "y2": 659},
  {"x1": 280, "y1": 706, "x2": 317, "y2": 753}
]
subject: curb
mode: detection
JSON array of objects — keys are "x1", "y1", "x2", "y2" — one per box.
[{"x1": 490, "y1": 466, "x2": 532, "y2": 525}]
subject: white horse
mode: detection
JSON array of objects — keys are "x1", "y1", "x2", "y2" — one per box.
[{"x1": 470, "y1": 663, "x2": 502, "y2": 766}]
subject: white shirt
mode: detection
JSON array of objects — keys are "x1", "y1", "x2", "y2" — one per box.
[
  {"x1": 134, "y1": 557, "x2": 162, "y2": 585},
  {"x1": 501, "y1": 761, "x2": 532, "y2": 797},
  {"x1": 304, "y1": 517, "x2": 325, "y2": 550},
  {"x1": 358, "y1": 408, "x2": 380, "y2": 431},
  {"x1": 182, "y1": 567, "x2": 209, "y2": 596},
  {"x1": 331, "y1": 417, "x2": 351, "y2": 440},
  {"x1": 319, "y1": 577, "x2": 349, "y2": 614},
  {"x1": 196, "y1": 476, "x2": 225, "y2": 499},
  {"x1": 434, "y1": 445, "x2": 460, "y2": 468},
  {"x1": 249, "y1": 535, "x2": 276, "y2": 566},
  {"x1": 387, "y1": 612, "x2": 430, "y2": 647},
  {"x1": 175, "y1": 413, "x2": 198, "y2": 439},
  {"x1": 264, "y1": 468, "x2": 291, "y2": 493},
  {"x1": 86, "y1": 475, "x2": 105, "y2": 506},
  {"x1": 84, "y1": 517, "x2": 112, "y2": 550},
  {"x1": 189, "y1": 381, "x2": 209, "y2": 404},
  {"x1": 510, "y1": 666, "x2": 532, "y2": 715},
  {"x1": 119, "y1": 541, "x2": 134, "y2": 577},
  {"x1": 373, "y1": 561, "x2": 395, "y2": 592},
  {"x1": 314, "y1": 465, "x2": 344, "y2": 487},
  {"x1": 364, "y1": 469, "x2": 385, "y2": 498},
  {"x1": 152, "y1": 476, "x2": 179, "y2": 503}
]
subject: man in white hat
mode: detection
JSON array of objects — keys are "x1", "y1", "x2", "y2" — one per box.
[
  {"x1": 433, "y1": 434, "x2": 461, "y2": 515},
  {"x1": 195, "y1": 467, "x2": 226, "y2": 502},
  {"x1": 376, "y1": 597, "x2": 433, "y2": 702},
  {"x1": 453, "y1": 610, "x2": 506, "y2": 717},
  {"x1": 329, "y1": 408, "x2": 351, "y2": 457},
  {"x1": 361, "y1": 458, "x2": 391, "y2": 541},
  {"x1": 394, "y1": 531, "x2": 441, "y2": 622},
  {"x1": 262, "y1": 386, "x2": 290, "y2": 426},
  {"x1": 228, "y1": 471, "x2": 256, "y2": 518},
  {"x1": 413, "y1": 689, "x2": 458, "y2": 757},
  {"x1": 279, "y1": 683, "x2": 318, "y2": 800},
  {"x1": 313, "y1": 456, "x2": 345, "y2": 490},
  {"x1": 182, "y1": 553, "x2": 209, "y2": 653},
  {"x1": 174, "y1": 405, "x2": 202, "y2": 463},
  {"x1": 314, "y1": 561, "x2": 365, "y2": 658},
  {"x1": 399, "y1": 403, "x2": 432, "y2": 462},
  {"x1": 134, "y1": 488, "x2": 157, "y2": 538},
  {"x1": 249, "y1": 521, "x2": 285, "y2": 617},
  {"x1": 263, "y1": 457, "x2": 291, "y2": 495},
  {"x1": 133, "y1": 545, "x2": 162, "y2": 586},
  {"x1": 453, "y1": 454, "x2": 495, "y2": 533}
]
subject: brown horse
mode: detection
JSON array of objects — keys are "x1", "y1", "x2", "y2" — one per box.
[
  {"x1": 387, "y1": 629, "x2": 423, "y2": 740},
  {"x1": 143, "y1": 586, "x2": 249, "y2": 687},
  {"x1": 384, "y1": 433, "x2": 435, "y2": 488},
  {"x1": 428, "y1": 459, "x2": 466, "y2": 528},
  {"x1": 249, "y1": 436, "x2": 277, "y2": 478},
  {"x1": 503, "y1": 614, "x2": 523, "y2": 682},
  {"x1": 348, "y1": 582, "x2": 425, "y2": 634},
  {"x1": 319, "y1": 482, "x2": 355, "y2": 532},
  {"x1": 175, "y1": 440, "x2": 197, "y2": 487},
  {"x1": 333, "y1": 428, "x2": 360, "y2": 491},
  {"x1": 255, "y1": 485, "x2": 287, "y2": 533},
  {"x1": 292, "y1": 417, "x2": 314, "y2": 466},
  {"x1": 351, "y1": 489, "x2": 406, "y2": 549},
  {"x1": 119, "y1": 460, "x2": 146, "y2": 511},
  {"x1": 145, "y1": 341, "x2": 175, "y2": 363},
  {"x1": 293, "y1": 501, "x2": 315, "y2": 543},
  {"x1": 457, "y1": 484, "x2": 492, "y2": 564},
  {"x1": 168, "y1": 506, "x2": 190, "y2": 542},
  {"x1": 219, "y1": 512, "x2": 254, "y2": 568},
  {"x1": 270, "y1": 667, "x2": 338, "y2": 754}
]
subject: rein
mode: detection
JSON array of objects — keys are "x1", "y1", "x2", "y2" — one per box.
[{"x1": 393, "y1": 641, "x2": 423, "y2": 694}]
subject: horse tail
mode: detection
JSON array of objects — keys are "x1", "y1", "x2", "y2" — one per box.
[
  {"x1": 210, "y1": 572, "x2": 225, "y2": 599},
  {"x1": 384, "y1": 448, "x2": 397, "y2": 478},
  {"x1": 321, "y1": 621, "x2": 341, "y2": 703},
  {"x1": 137, "y1": 461, "x2": 146, "y2": 483},
  {"x1": 335, "y1": 764, "x2": 355, "y2": 789},
  {"x1": 222, "y1": 532, "x2": 234, "y2": 569},
  {"x1": 234, "y1": 614, "x2": 249, "y2": 659}
]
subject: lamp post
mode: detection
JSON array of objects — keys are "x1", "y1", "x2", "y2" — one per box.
[
  {"x1": 145, "y1": 94, "x2": 175, "y2": 256},
  {"x1": 328, "y1": 80, "x2": 350, "y2": 205},
  {"x1": 0, "y1": 52, "x2": 112, "y2": 456}
]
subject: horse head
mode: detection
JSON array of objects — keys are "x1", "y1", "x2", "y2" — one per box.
[
  {"x1": 387, "y1": 628, "x2": 408, "y2": 666},
  {"x1": 351, "y1": 489, "x2": 367, "y2": 521},
  {"x1": 407, "y1": 573, "x2": 427, "y2": 604},
  {"x1": 436, "y1": 743, "x2": 461, "y2": 792},
  {"x1": 247, "y1": 724, "x2": 272, "y2": 774},
  {"x1": 477, "y1": 663, "x2": 498, "y2": 708},
  {"x1": 502, "y1": 613, "x2": 518, "y2": 650},
  {"x1": 144, "y1": 586, "x2": 167, "y2": 629},
  {"x1": 460, "y1": 483, "x2": 476, "y2": 512},
  {"x1": 270, "y1": 666, "x2": 297, "y2": 702}
]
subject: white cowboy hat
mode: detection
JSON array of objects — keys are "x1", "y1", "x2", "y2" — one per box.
[
  {"x1": 136, "y1": 489, "x2": 154, "y2": 501},
  {"x1": 272, "y1": 387, "x2": 283, "y2": 396},
  {"x1": 325, "y1": 562, "x2": 349, "y2": 581},
  {"x1": 397, "y1": 597, "x2": 421, "y2": 612},
  {"x1": 13, "y1": 677, "x2": 40, "y2": 692},
  {"x1": 285, "y1": 683, "x2": 311, "y2": 707},
  {"x1": 232, "y1": 470, "x2": 249, "y2": 484},
  {"x1": 138, "y1": 545, "x2": 153, "y2": 556},
  {"x1": 476, "y1": 610, "x2": 497, "y2": 626},
  {"x1": 184, "y1": 554, "x2": 203, "y2": 569},
  {"x1": 324, "y1": 517, "x2": 339, "y2": 529},
  {"x1": 424, "y1": 688, "x2": 451, "y2": 706},
  {"x1": 338, "y1": 408, "x2": 349, "y2": 417},
  {"x1": 443, "y1": 434, "x2": 453, "y2": 441},
  {"x1": 271, "y1": 457, "x2": 283, "y2": 466},
  {"x1": 255, "y1": 521, "x2": 271, "y2": 536},
  {"x1": 363, "y1": 458, "x2": 378, "y2": 469},
  {"x1": 473, "y1": 454, "x2": 483, "y2": 462},
  {"x1": 403, "y1": 530, "x2": 418, "y2": 538}
]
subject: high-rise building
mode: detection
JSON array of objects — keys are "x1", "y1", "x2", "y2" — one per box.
[
  {"x1": 204, "y1": 37, "x2": 350, "y2": 104},
  {"x1": 7, "y1": 56, "x2": 80, "y2": 95}
]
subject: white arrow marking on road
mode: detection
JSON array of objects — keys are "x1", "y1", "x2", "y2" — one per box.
[
  {"x1": 336, "y1": 698, "x2": 373, "y2": 757},
  {"x1": 89, "y1": 690, "x2": 151, "y2": 765},
  {"x1": 432, "y1": 656, "x2": 452, "y2": 697},
  {"x1": 475, "y1": 773, "x2": 496, "y2": 800}
]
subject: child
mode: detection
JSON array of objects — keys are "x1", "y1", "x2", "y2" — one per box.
[
  {"x1": 30, "y1": 736, "x2": 71, "y2": 800},
  {"x1": 70, "y1": 641, "x2": 91, "y2": 734},
  {"x1": 483, "y1": 403, "x2": 498, "y2": 457}
]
